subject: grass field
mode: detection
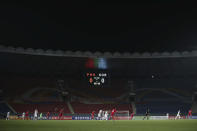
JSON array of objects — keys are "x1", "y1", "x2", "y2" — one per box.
[{"x1": 0, "y1": 120, "x2": 197, "y2": 131}]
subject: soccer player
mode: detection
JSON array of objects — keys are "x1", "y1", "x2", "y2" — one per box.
[
  {"x1": 175, "y1": 109, "x2": 181, "y2": 120},
  {"x1": 25, "y1": 111, "x2": 29, "y2": 120},
  {"x1": 188, "y1": 109, "x2": 192, "y2": 119},
  {"x1": 104, "y1": 111, "x2": 108, "y2": 120},
  {"x1": 58, "y1": 108, "x2": 64, "y2": 120},
  {"x1": 22, "y1": 112, "x2": 25, "y2": 120},
  {"x1": 98, "y1": 109, "x2": 102, "y2": 120},
  {"x1": 34, "y1": 109, "x2": 38, "y2": 120},
  {"x1": 6, "y1": 111, "x2": 10, "y2": 120},
  {"x1": 166, "y1": 113, "x2": 169, "y2": 120},
  {"x1": 40, "y1": 113, "x2": 43, "y2": 120},
  {"x1": 91, "y1": 111, "x2": 95, "y2": 120},
  {"x1": 46, "y1": 112, "x2": 50, "y2": 120},
  {"x1": 130, "y1": 111, "x2": 134, "y2": 120},
  {"x1": 143, "y1": 108, "x2": 150, "y2": 120},
  {"x1": 111, "y1": 108, "x2": 116, "y2": 120}
]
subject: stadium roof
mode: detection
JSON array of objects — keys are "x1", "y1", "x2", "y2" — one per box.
[
  {"x1": 1, "y1": 45, "x2": 197, "y2": 59},
  {"x1": 1, "y1": 45, "x2": 197, "y2": 79}
]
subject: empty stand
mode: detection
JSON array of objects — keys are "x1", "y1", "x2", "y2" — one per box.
[
  {"x1": 71, "y1": 102, "x2": 132, "y2": 114},
  {"x1": 10, "y1": 102, "x2": 71, "y2": 114}
]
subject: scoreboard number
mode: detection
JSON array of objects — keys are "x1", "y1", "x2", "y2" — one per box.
[{"x1": 85, "y1": 72, "x2": 109, "y2": 87}]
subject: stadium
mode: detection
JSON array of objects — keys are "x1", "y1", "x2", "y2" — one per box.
[
  {"x1": 1, "y1": 1, "x2": 197, "y2": 131},
  {"x1": 1, "y1": 45, "x2": 197, "y2": 130}
]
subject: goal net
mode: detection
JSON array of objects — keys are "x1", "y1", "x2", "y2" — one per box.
[{"x1": 114, "y1": 110, "x2": 130, "y2": 120}]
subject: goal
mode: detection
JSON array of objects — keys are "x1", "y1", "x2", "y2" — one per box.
[{"x1": 114, "y1": 110, "x2": 130, "y2": 120}]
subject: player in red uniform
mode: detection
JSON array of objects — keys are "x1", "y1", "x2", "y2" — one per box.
[
  {"x1": 111, "y1": 108, "x2": 116, "y2": 120},
  {"x1": 91, "y1": 111, "x2": 95, "y2": 120},
  {"x1": 58, "y1": 108, "x2": 64, "y2": 120},
  {"x1": 188, "y1": 109, "x2": 192, "y2": 119},
  {"x1": 25, "y1": 111, "x2": 29, "y2": 120},
  {"x1": 130, "y1": 112, "x2": 134, "y2": 120},
  {"x1": 46, "y1": 112, "x2": 50, "y2": 120}
]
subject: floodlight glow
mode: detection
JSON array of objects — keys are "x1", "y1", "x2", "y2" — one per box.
[{"x1": 97, "y1": 58, "x2": 107, "y2": 69}]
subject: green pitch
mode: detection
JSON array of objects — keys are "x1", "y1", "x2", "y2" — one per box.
[{"x1": 0, "y1": 120, "x2": 197, "y2": 131}]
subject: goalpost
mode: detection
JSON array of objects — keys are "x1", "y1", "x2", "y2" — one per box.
[{"x1": 114, "y1": 110, "x2": 130, "y2": 120}]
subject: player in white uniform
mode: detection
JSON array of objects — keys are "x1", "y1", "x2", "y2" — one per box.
[
  {"x1": 22, "y1": 112, "x2": 25, "y2": 120},
  {"x1": 166, "y1": 113, "x2": 169, "y2": 119},
  {"x1": 98, "y1": 110, "x2": 102, "y2": 120},
  {"x1": 104, "y1": 111, "x2": 108, "y2": 120},
  {"x1": 6, "y1": 111, "x2": 10, "y2": 120},
  {"x1": 34, "y1": 109, "x2": 38, "y2": 120},
  {"x1": 175, "y1": 110, "x2": 181, "y2": 120}
]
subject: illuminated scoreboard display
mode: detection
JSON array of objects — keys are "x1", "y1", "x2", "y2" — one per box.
[{"x1": 85, "y1": 72, "x2": 109, "y2": 87}]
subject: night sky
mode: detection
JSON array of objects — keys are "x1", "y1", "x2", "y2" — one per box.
[{"x1": 0, "y1": 1, "x2": 197, "y2": 52}]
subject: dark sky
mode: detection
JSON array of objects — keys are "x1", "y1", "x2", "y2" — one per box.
[{"x1": 0, "y1": 1, "x2": 197, "y2": 52}]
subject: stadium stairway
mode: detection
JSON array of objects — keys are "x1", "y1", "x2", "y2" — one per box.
[
  {"x1": 131, "y1": 102, "x2": 136, "y2": 114},
  {"x1": 67, "y1": 101, "x2": 74, "y2": 114},
  {"x1": 192, "y1": 102, "x2": 197, "y2": 113},
  {"x1": 0, "y1": 101, "x2": 16, "y2": 118},
  {"x1": 5, "y1": 101, "x2": 16, "y2": 114}
]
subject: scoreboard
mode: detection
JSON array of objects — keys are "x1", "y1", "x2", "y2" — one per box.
[{"x1": 85, "y1": 72, "x2": 109, "y2": 87}]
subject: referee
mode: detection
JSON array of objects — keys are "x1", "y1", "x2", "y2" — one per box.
[{"x1": 143, "y1": 108, "x2": 150, "y2": 120}]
